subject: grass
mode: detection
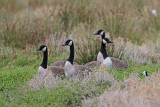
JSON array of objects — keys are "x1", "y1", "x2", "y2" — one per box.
[
  {"x1": 109, "y1": 63, "x2": 159, "y2": 81},
  {"x1": 0, "y1": 47, "x2": 159, "y2": 106},
  {"x1": 1, "y1": 0, "x2": 160, "y2": 106},
  {"x1": 0, "y1": 80, "x2": 110, "y2": 107},
  {"x1": 1, "y1": 0, "x2": 160, "y2": 48},
  {"x1": 83, "y1": 71, "x2": 160, "y2": 107},
  {"x1": 0, "y1": 47, "x2": 113, "y2": 106}
]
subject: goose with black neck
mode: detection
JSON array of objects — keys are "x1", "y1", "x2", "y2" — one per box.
[
  {"x1": 62, "y1": 39, "x2": 92, "y2": 78},
  {"x1": 50, "y1": 40, "x2": 78, "y2": 67},
  {"x1": 93, "y1": 29, "x2": 107, "y2": 62},
  {"x1": 36, "y1": 45, "x2": 65, "y2": 77},
  {"x1": 85, "y1": 30, "x2": 113, "y2": 68},
  {"x1": 100, "y1": 38, "x2": 113, "y2": 68},
  {"x1": 93, "y1": 29, "x2": 128, "y2": 69}
]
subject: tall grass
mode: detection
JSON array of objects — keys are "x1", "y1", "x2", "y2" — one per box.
[
  {"x1": 1, "y1": 0, "x2": 160, "y2": 47},
  {"x1": 1, "y1": 0, "x2": 160, "y2": 65}
]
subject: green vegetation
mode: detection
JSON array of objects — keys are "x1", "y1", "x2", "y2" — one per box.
[
  {"x1": 0, "y1": 48, "x2": 112, "y2": 106},
  {"x1": 109, "y1": 63, "x2": 159, "y2": 81},
  {"x1": 0, "y1": 0, "x2": 160, "y2": 106},
  {"x1": 0, "y1": 48, "x2": 159, "y2": 106}
]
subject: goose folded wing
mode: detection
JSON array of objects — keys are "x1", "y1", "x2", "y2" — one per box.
[
  {"x1": 84, "y1": 61, "x2": 101, "y2": 68},
  {"x1": 51, "y1": 61, "x2": 79, "y2": 67},
  {"x1": 48, "y1": 66, "x2": 65, "y2": 77},
  {"x1": 110, "y1": 57, "x2": 127, "y2": 70},
  {"x1": 74, "y1": 65, "x2": 92, "y2": 77}
]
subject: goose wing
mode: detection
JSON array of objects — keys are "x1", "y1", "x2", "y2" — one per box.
[
  {"x1": 74, "y1": 65, "x2": 92, "y2": 77},
  {"x1": 110, "y1": 57, "x2": 127, "y2": 70},
  {"x1": 84, "y1": 61, "x2": 101, "y2": 68},
  {"x1": 48, "y1": 66, "x2": 65, "y2": 77},
  {"x1": 50, "y1": 61, "x2": 66, "y2": 67},
  {"x1": 51, "y1": 61, "x2": 79, "y2": 67}
]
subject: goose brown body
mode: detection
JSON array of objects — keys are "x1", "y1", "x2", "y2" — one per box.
[
  {"x1": 48, "y1": 66, "x2": 65, "y2": 77},
  {"x1": 84, "y1": 61, "x2": 101, "y2": 68},
  {"x1": 110, "y1": 57, "x2": 127, "y2": 70}
]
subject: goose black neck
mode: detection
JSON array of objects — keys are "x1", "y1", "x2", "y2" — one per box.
[
  {"x1": 100, "y1": 32, "x2": 108, "y2": 59},
  {"x1": 41, "y1": 49, "x2": 48, "y2": 69},
  {"x1": 67, "y1": 43, "x2": 74, "y2": 64},
  {"x1": 101, "y1": 32, "x2": 105, "y2": 39}
]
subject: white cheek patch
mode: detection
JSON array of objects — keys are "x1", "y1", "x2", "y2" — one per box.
[
  {"x1": 102, "y1": 39, "x2": 107, "y2": 44},
  {"x1": 142, "y1": 71, "x2": 147, "y2": 76},
  {"x1": 142, "y1": 71, "x2": 145, "y2": 75},
  {"x1": 100, "y1": 31, "x2": 104, "y2": 36},
  {"x1": 68, "y1": 41, "x2": 73, "y2": 46},
  {"x1": 42, "y1": 47, "x2": 47, "y2": 52}
]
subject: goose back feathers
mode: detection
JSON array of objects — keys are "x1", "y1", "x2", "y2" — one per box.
[
  {"x1": 51, "y1": 61, "x2": 78, "y2": 67},
  {"x1": 84, "y1": 61, "x2": 101, "y2": 68}
]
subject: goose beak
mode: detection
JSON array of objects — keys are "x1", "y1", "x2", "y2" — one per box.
[
  {"x1": 93, "y1": 32, "x2": 98, "y2": 35},
  {"x1": 107, "y1": 40, "x2": 113, "y2": 43},
  {"x1": 109, "y1": 41, "x2": 113, "y2": 43},
  {"x1": 61, "y1": 44, "x2": 66, "y2": 46},
  {"x1": 36, "y1": 48, "x2": 40, "y2": 51}
]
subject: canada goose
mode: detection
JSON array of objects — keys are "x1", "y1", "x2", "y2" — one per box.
[
  {"x1": 62, "y1": 39, "x2": 92, "y2": 78},
  {"x1": 84, "y1": 38, "x2": 113, "y2": 68},
  {"x1": 84, "y1": 30, "x2": 109, "y2": 68},
  {"x1": 36, "y1": 45, "x2": 65, "y2": 77},
  {"x1": 142, "y1": 71, "x2": 148, "y2": 77},
  {"x1": 94, "y1": 29, "x2": 127, "y2": 69},
  {"x1": 100, "y1": 38, "x2": 113, "y2": 68}
]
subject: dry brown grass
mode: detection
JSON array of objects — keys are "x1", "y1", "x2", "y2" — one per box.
[
  {"x1": 73, "y1": 29, "x2": 160, "y2": 64},
  {"x1": 28, "y1": 70, "x2": 115, "y2": 90},
  {"x1": 1, "y1": 0, "x2": 160, "y2": 65},
  {"x1": 82, "y1": 71, "x2": 160, "y2": 107},
  {"x1": 1, "y1": 1, "x2": 160, "y2": 106},
  {"x1": 1, "y1": 0, "x2": 160, "y2": 48},
  {"x1": 110, "y1": 37, "x2": 160, "y2": 64}
]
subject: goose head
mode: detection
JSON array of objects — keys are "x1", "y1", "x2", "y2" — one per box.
[
  {"x1": 36, "y1": 45, "x2": 47, "y2": 52},
  {"x1": 93, "y1": 29, "x2": 104, "y2": 36},
  {"x1": 102, "y1": 38, "x2": 113, "y2": 44},
  {"x1": 142, "y1": 71, "x2": 148, "y2": 77},
  {"x1": 93, "y1": 29, "x2": 105, "y2": 37},
  {"x1": 62, "y1": 39, "x2": 73, "y2": 46}
]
